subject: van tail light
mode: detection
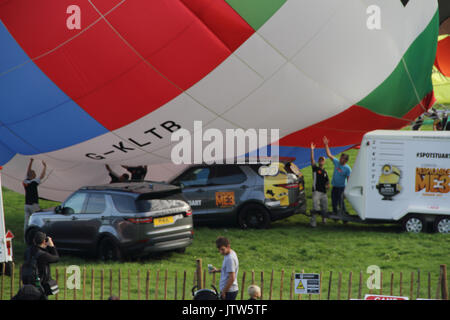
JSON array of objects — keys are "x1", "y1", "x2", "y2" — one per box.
[
  {"x1": 127, "y1": 217, "x2": 153, "y2": 224},
  {"x1": 185, "y1": 209, "x2": 193, "y2": 217},
  {"x1": 275, "y1": 183, "x2": 298, "y2": 189}
]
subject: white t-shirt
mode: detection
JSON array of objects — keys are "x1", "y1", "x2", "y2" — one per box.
[{"x1": 219, "y1": 249, "x2": 239, "y2": 292}]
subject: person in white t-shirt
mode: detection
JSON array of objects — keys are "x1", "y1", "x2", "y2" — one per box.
[{"x1": 211, "y1": 236, "x2": 239, "y2": 300}]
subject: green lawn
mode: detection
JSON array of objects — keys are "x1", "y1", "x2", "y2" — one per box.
[{"x1": 1, "y1": 123, "x2": 448, "y2": 300}]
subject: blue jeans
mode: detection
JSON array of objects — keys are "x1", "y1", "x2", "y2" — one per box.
[
  {"x1": 223, "y1": 291, "x2": 238, "y2": 300},
  {"x1": 331, "y1": 187, "x2": 346, "y2": 214}
]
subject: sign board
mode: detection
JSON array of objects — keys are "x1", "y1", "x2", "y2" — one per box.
[
  {"x1": 364, "y1": 294, "x2": 409, "y2": 300},
  {"x1": 294, "y1": 273, "x2": 320, "y2": 294}
]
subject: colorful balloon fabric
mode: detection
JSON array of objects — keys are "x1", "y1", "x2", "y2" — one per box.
[
  {"x1": 0, "y1": 0, "x2": 440, "y2": 201},
  {"x1": 433, "y1": 0, "x2": 450, "y2": 103}
]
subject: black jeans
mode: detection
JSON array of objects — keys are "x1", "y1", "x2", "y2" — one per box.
[
  {"x1": 331, "y1": 186, "x2": 346, "y2": 214},
  {"x1": 223, "y1": 291, "x2": 238, "y2": 300}
]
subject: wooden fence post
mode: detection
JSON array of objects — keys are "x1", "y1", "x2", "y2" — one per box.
[
  {"x1": 82, "y1": 267, "x2": 86, "y2": 300},
  {"x1": 10, "y1": 262, "x2": 14, "y2": 299},
  {"x1": 196, "y1": 259, "x2": 203, "y2": 289},
  {"x1": 240, "y1": 271, "x2": 246, "y2": 300},
  {"x1": 251, "y1": 270, "x2": 255, "y2": 285},
  {"x1": 164, "y1": 269, "x2": 168, "y2": 300},
  {"x1": 146, "y1": 270, "x2": 150, "y2": 300},
  {"x1": 327, "y1": 271, "x2": 333, "y2": 300},
  {"x1": 410, "y1": 272, "x2": 414, "y2": 300},
  {"x1": 416, "y1": 269, "x2": 420, "y2": 299},
  {"x1": 441, "y1": 265, "x2": 448, "y2": 300},
  {"x1": 55, "y1": 268, "x2": 59, "y2": 300},
  {"x1": 174, "y1": 271, "x2": 178, "y2": 300},
  {"x1": 337, "y1": 272, "x2": 342, "y2": 300},
  {"x1": 118, "y1": 269, "x2": 122, "y2": 300},
  {"x1": 74, "y1": 269, "x2": 78, "y2": 301},
  {"x1": 358, "y1": 271, "x2": 362, "y2": 300},
  {"x1": 260, "y1": 271, "x2": 264, "y2": 300},
  {"x1": 100, "y1": 269, "x2": 104, "y2": 300},
  {"x1": 399, "y1": 272, "x2": 403, "y2": 297},
  {"x1": 137, "y1": 269, "x2": 141, "y2": 300},
  {"x1": 347, "y1": 272, "x2": 352, "y2": 300},
  {"x1": 109, "y1": 269, "x2": 113, "y2": 298},
  {"x1": 182, "y1": 270, "x2": 186, "y2": 300},
  {"x1": 319, "y1": 271, "x2": 323, "y2": 300},
  {"x1": 390, "y1": 272, "x2": 394, "y2": 296},
  {"x1": 280, "y1": 269, "x2": 284, "y2": 300},
  {"x1": 427, "y1": 272, "x2": 431, "y2": 299},
  {"x1": 64, "y1": 267, "x2": 67, "y2": 300},
  {"x1": 91, "y1": 268, "x2": 95, "y2": 300},
  {"x1": 290, "y1": 271, "x2": 294, "y2": 300},
  {"x1": 379, "y1": 271, "x2": 383, "y2": 295},
  {"x1": 269, "y1": 269, "x2": 274, "y2": 300},
  {"x1": 155, "y1": 270, "x2": 160, "y2": 300},
  {"x1": 128, "y1": 269, "x2": 131, "y2": 300}
]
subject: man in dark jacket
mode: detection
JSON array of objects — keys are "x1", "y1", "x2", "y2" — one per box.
[{"x1": 24, "y1": 231, "x2": 59, "y2": 292}]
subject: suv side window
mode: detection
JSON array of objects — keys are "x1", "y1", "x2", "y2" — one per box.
[
  {"x1": 111, "y1": 194, "x2": 137, "y2": 213},
  {"x1": 85, "y1": 193, "x2": 106, "y2": 214},
  {"x1": 174, "y1": 167, "x2": 211, "y2": 187},
  {"x1": 63, "y1": 192, "x2": 88, "y2": 214},
  {"x1": 210, "y1": 165, "x2": 246, "y2": 185}
]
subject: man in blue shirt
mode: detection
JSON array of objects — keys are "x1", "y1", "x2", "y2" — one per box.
[{"x1": 323, "y1": 136, "x2": 352, "y2": 216}]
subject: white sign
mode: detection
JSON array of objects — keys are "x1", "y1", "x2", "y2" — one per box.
[
  {"x1": 364, "y1": 294, "x2": 409, "y2": 300},
  {"x1": 294, "y1": 273, "x2": 320, "y2": 294}
]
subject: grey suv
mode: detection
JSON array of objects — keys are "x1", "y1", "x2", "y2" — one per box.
[
  {"x1": 170, "y1": 159, "x2": 306, "y2": 228},
  {"x1": 25, "y1": 182, "x2": 194, "y2": 260}
]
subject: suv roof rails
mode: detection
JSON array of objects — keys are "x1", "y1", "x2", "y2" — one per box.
[{"x1": 80, "y1": 181, "x2": 180, "y2": 194}]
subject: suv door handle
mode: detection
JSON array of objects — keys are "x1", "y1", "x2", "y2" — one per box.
[
  {"x1": 197, "y1": 188, "x2": 205, "y2": 193},
  {"x1": 240, "y1": 185, "x2": 249, "y2": 189},
  {"x1": 71, "y1": 216, "x2": 78, "y2": 221}
]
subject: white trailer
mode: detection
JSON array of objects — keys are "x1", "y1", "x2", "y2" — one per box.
[{"x1": 344, "y1": 130, "x2": 450, "y2": 233}]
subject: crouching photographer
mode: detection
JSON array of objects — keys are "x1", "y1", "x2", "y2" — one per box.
[{"x1": 14, "y1": 232, "x2": 60, "y2": 300}]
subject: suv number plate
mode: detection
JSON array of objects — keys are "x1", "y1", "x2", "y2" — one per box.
[{"x1": 154, "y1": 216, "x2": 174, "y2": 227}]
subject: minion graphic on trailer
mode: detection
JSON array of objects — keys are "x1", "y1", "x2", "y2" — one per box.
[{"x1": 376, "y1": 164, "x2": 402, "y2": 200}]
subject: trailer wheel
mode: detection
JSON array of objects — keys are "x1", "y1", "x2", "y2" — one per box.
[
  {"x1": 403, "y1": 215, "x2": 424, "y2": 233},
  {"x1": 434, "y1": 216, "x2": 450, "y2": 234}
]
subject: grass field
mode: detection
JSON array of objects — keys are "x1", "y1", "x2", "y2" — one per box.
[{"x1": 1, "y1": 124, "x2": 448, "y2": 300}]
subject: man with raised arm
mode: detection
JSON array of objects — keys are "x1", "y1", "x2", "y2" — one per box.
[
  {"x1": 322, "y1": 137, "x2": 352, "y2": 216},
  {"x1": 23, "y1": 158, "x2": 46, "y2": 231},
  {"x1": 310, "y1": 142, "x2": 329, "y2": 227}
]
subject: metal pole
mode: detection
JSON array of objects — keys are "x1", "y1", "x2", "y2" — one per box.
[{"x1": 0, "y1": 168, "x2": 11, "y2": 264}]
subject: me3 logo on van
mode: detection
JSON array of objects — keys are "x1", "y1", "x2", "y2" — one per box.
[
  {"x1": 215, "y1": 192, "x2": 235, "y2": 208},
  {"x1": 415, "y1": 168, "x2": 450, "y2": 194}
]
